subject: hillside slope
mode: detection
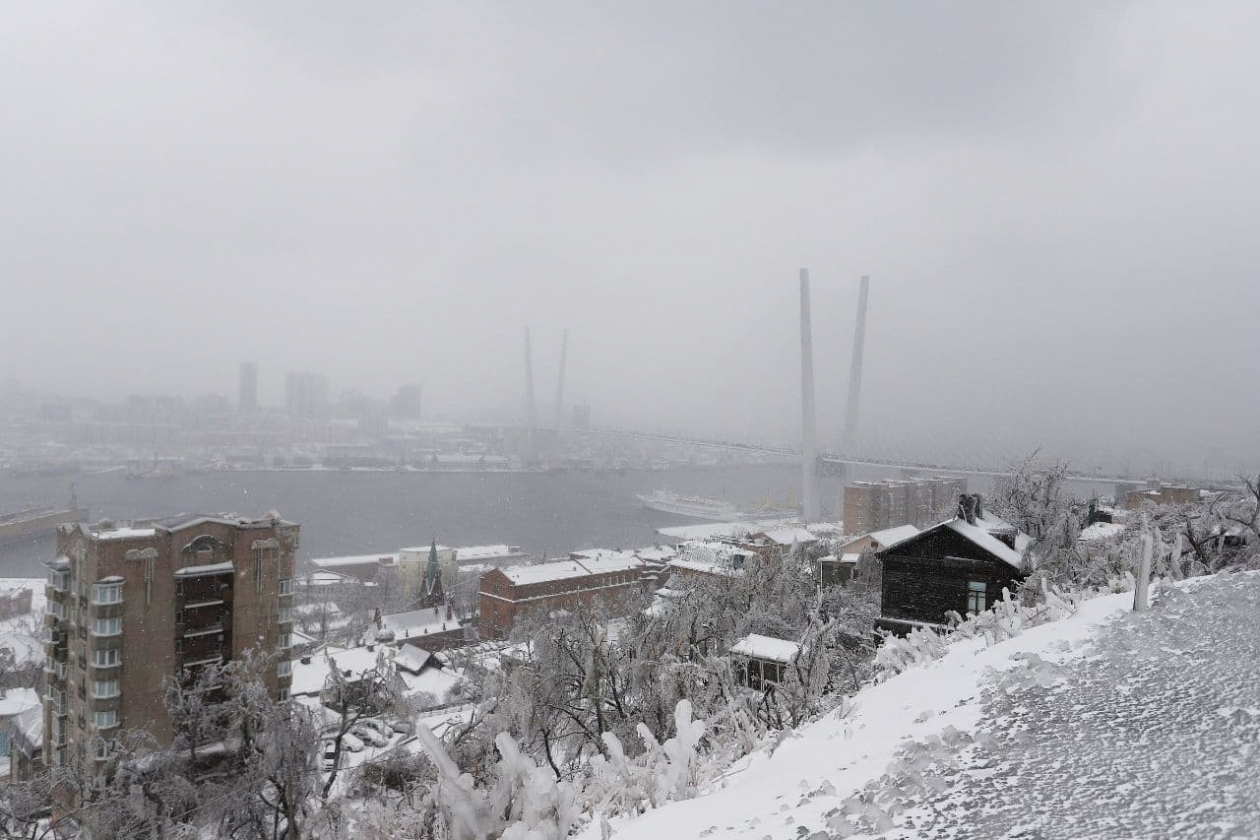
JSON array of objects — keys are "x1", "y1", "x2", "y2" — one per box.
[{"x1": 586, "y1": 573, "x2": 1260, "y2": 840}]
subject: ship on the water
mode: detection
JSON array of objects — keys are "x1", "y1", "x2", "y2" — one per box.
[
  {"x1": 0, "y1": 486, "x2": 89, "y2": 544},
  {"x1": 0, "y1": 505, "x2": 89, "y2": 543},
  {"x1": 637, "y1": 489, "x2": 743, "y2": 521}
]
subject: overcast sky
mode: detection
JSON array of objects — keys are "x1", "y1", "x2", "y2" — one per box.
[{"x1": 2, "y1": 2, "x2": 1257, "y2": 474}]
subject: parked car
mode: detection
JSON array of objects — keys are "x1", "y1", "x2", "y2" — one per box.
[
  {"x1": 358, "y1": 718, "x2": 394, "y2": 743},
  {"x1": 351, "y1": 724, "x2": 389, "y2": 748},
  {"x1": 386, "y1": 717, "x2": 413, "y2": 735},
  {"x1": 340, "y1": 733, "x2": 365, "y2": 753},
  {"x1": 320, "y1": 740, "x2": 339, "y2": 771}
]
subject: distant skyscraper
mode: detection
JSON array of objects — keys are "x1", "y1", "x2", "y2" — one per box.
[
  {"x1": 284, "y1": 372, "x2": 330, "y2": 419},
  {"x1": 392, "y1": 384, "x2": 423, "y2": 419},
  {"x1": 239, "y1": 362, "x2": 258, "y2": 412}
]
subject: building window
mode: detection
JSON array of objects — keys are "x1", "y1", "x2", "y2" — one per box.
[
  {"x1": 94, "y1": 738, "x2": 112, "y2": 760},
  {"x1": 92, "y1": 679, "x2": 120, "y2": 699},
  {"x1": 278, "y1": 688, "x2": 290, "y2": 702},
  {"x1": 277, "y1": 659, "x2": 291, "y2": 677},
  {"x1": 966, "y1": 581, "x2": 987, "y2": 614},
  {"x1": 92, "y1": 583, "x2": 123, "y2": 605},
  {"x1": 92, "y1": 617, "x2": 122, "y2": 637},
  {"x1": 93, "y1": 649, "x2": 120, "y2": 667},
  {"x1": 278, "y1": 578, "x2": 293, "y2": 596},
  {"x1": 278, "y1": 606, "x2": 292, "y2": 624},
  {"x1": 94, "y1": 710, "x2": 118, "y2": 729},
  {"x1": 277, "y1": 633, "x2": 292, "y2": 651}
]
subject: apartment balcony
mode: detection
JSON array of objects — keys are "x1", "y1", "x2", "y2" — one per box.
[{"x1": 183, "y1": 623, "x2": 224, "y2": 639}]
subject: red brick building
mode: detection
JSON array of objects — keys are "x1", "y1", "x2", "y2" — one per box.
[
  {"x1": 44, "y1": 513, "x2": 297, "y2": 777},
  {"x1": 479, "y1": 553, "x2": 652, "y2": 639}
]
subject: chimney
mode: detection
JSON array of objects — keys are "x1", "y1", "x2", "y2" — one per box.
[{"x1": 958, "y1": 493, "x2": 977, "y2": 525}]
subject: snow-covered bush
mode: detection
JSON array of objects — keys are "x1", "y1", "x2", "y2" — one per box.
[
  {"x1": 586, "y1": 699, "x2": 706, "y2": 818},
  {"x1": 874, "y1": 578, "x2": 1081, "y2": 680},
  {"x1": 415, "y1": 719, "x2": 580, "y2": 840}
]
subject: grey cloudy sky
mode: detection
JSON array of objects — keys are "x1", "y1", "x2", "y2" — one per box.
[{"x1": 2, "y1": 2, "x2": 1257, "y2": 474}]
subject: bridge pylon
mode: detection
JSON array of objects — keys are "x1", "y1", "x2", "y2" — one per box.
[{"x1": 800, "y1": 268, "x2": 820, "y2": 522}]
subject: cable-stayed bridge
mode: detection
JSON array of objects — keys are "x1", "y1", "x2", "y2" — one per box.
[
  {"x1": 553, "y1": 425, "x2": 1132, "y2": 486},
  {"x1": 521, "y1": 273, "x2": 1136, "y2": 520}
]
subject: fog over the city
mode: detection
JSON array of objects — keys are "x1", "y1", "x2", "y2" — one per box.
[{"x1": 3, "y1": 2, "x2": 1257, "y2": 473}]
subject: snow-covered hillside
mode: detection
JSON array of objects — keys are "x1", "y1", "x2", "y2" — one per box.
[{"x1": 585, "y1": 572, "x2": 1260, "y2": 840}]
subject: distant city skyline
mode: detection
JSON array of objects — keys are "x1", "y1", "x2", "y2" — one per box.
[{"x1": 4, "y1": 4, "x2": 1259, "y2": 473}]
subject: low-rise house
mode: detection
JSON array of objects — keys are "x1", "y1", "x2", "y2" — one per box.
[
  {"x1": 288, "y1": 644, "x2": 464, "y2": 710},
  {"x1": 876, "y1": 495, "x2": 1030, "y2": 635},
  {"x1": 1124, "y1": 485, "x2": 1201, "y2": 510},
  {"x1": 0, "y1": 633, "x2": 44, "y2": 690},
  {"x1": 664, "y1": 540, "x2": 755, "y2": 585},
  {"x1": 0, "y1": 587, "x2": 32, "y2": 621},
  {"x1": 730, "y1": 634, "x2": 801, "y2": 690},
  {"x1": 8, "y1": 706, "x2": 42, "y2": 781},
  {"x1": 839, "y1": 524, "x2": 922, "y2": 556},
  {"x1": 478, "y1": 553, "x2": 652, "y2": 639},
  {"x1": 0, "y1": 688, "x2": 41, "y2": 766},
  {"x1": 374, "y1": 605, "x2": 467, "y2": 651}
]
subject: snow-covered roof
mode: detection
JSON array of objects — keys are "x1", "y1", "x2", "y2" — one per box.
[
  {"x1": 945, "y1": 519, "x2": 1024, "y2": 569},
  {"x1": 398, "y1": 666, "x2": 463, "y2": 701},
  {"x1": 499, "y1": 553, "x2": 646, "y2": 585},
  {"x1": 657, "y1": 521, "x2": 761, "y2": 541},
  {"x1": 95, "y1": 526, "x2": 156, "y2": 541},
  {"x1": 1080, "y1": 521, "x2": 1125, "y2": 542},
  {"x1": 0, "y1": 687, "x2": 41, "y2": 717},
  {"x1": 668, "y1": 558, "x2": 738, "y2": 578},
  {"x1": 730, "y1": 634, "x2": 801, "y2": 664},
  {"x1": 394, "y1": 645, "x2": 434, "y2": 674},
  {"x1": 13, "y1": 705, "x2": 42, "y2": 750},
  {"x1": 869, "y1": 524, "x2": 921, "y2": 548},
  {"x1": 758, "y1": 527, "x2": 819, "y2": 546},
  {"x1": 378, "y1": 608, "x2": 452, "y2": 640},
  {"x1": 570, "y1": 550, "x2": 644, "y2": 574},
  {"x1": 309, "y1": 552, "x2": 399, "y2": 568},
  {"x1": 501, "y1": 560, "x2": 591, "y2": 585},
  {"x1": 289, "y1": 647, "x2": 388, "y2": 697},
  {"x1": 298, "y1": 571, "x2": 357, "y2": 586},
  {"x1": 840, "y1": 553, "x2": 862, "y2": 565},
  {"x1": 632, "y1": 545, "x2": 679, "y2": 563},
  {"x1": 454, "y1": 544, "x2": 524, "y2": 561},
  {"x1": 0, "y1": 633, "x2": 45, "y2": 667}
]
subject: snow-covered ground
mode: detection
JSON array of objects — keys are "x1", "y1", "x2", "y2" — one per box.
[{"x1": 585, "y1": 572, "x2": 1260, "y2": 840}]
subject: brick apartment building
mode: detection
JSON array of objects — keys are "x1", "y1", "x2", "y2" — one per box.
[
  {"x1": 1124, "y1": 485, "x2": 1201, "y2": 510},
  {"x1": 43, "y1": 513, "x2": 298, "y2": 773},
  {"x1": 478, "y1": 552, "x2": 652, "y2": 639},
  {"x1": 843, "y1": 477, "x2": 967, "y2": 534}
]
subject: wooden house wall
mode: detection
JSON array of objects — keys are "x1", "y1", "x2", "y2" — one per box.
[{"x1": 878, "y1": 527, "x2": 1026, "y2": 633}]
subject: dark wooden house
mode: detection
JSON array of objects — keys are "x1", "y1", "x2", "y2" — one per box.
[{"x1": 876, "y1": 495, "x2": 1029, "y2": 635}]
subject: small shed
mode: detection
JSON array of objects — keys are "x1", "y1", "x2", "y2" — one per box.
[{"x1": 730, "y1": 634, "x2": 801, "y2": 690}]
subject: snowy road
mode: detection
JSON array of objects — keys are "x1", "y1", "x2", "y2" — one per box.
[
  {"x1": 589, "y1": 573, "x2": 1260, "y2": 840},
  {"x1": 869, "y1": 573, "x2": 1260, "y2": 839}
]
